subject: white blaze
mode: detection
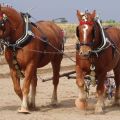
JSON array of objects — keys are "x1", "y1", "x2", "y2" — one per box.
[
  {"x1": 82, "y1": 15, "x2": 87, "y2": 22},
  {"x1": 82, "y1": 15, "x2": 88, "y2": 42},
  {"x1": 83, "y1": 25, "x2": 88, "y2": 42}
]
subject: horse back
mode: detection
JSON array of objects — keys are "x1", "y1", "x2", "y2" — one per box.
[
  {"x1": 105, "y1": 26, "x2": 120, "y2": 49},
  {"x1": 35, "y1": 21, "x2": 64, "y2": 49}
]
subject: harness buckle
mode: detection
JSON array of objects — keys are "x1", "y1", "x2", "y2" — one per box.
[{"x1": 90, "y1": 64, "x2": 95, "y2": 71}]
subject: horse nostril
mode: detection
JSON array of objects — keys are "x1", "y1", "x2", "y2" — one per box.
[
  {"x1": 79, "y1": 51, "x2": 83, "y2": 55},
  {"x1": 88, "y1": 50, "x2": 91, "y2": 54}
]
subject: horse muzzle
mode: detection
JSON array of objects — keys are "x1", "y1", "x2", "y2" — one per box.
[{"x1": 78, "y1": 46, "x2": 92, "y2": 57}]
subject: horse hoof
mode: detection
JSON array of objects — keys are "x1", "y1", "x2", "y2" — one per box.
[
  {"x1": 95, "y1": 111, "x2": 104, "y2": 115},
  {"x1": 51, "y1": 99, "x2": 58, "y2": 107},
  {"x1": 28, "y1": 103, "x2": 36, "y2": 110},
  {"x1": 18, "y1": 107, "x2": 30, "y2": 114},
  {"x1": 51, "y1": 102, "x2": 58, "y2": 107},
  {"x1": 95, "y1": 106, "x2": 104, "y2": 114},
  {"x1": 75, "y1": 98, "x2": 87, "y2": 110}
]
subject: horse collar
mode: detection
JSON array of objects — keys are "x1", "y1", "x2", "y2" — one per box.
[
  {"x1": 1, "y1": 13, "x2": 34, "y2": 50},
  {"x1": 90, "y1": 17, "x2": 114, "y2": 56}
]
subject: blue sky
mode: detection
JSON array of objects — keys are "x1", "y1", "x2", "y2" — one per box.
[{"x1": 0, "y1": 0, "x2": 120, "y2": 23}]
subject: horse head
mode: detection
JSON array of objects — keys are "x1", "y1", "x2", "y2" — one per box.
[
  {"x1": 76, "y1": 10, "x2": 97, "y2": 57},
  {"x1": 0, "y1": 4, "x2": 24, "y2": 46}
]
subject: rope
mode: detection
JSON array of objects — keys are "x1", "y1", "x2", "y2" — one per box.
[
  {"x1": 39, "y1": 38, "x2": 76, "y2": 62},
  {"x1": 8, "y1": 43, "x2": 76, "y2": 63}
]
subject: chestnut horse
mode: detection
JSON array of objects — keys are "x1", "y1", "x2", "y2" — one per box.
[
  {"x1": 0, "y1": 5, "x2": 64, "y2": 113},
  {"x1": 75, "y1": 10, "x2": 120, "y2": 113}
]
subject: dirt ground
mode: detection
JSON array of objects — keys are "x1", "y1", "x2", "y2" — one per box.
[
  {"x1": 0, "y1": 38, "x2": 120, "y2": 120},
  {"x1": 0, "y1": 76, "x2": 120, "y2": 120}
]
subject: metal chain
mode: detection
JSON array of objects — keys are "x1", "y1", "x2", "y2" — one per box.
[{"x1": 9, "y1": 42, "x2": 76, "y2": 63}]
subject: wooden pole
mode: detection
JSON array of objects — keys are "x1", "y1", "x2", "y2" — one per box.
[
  {"x1": 41, "y1": 71, "x2": 114, "y2": 82},
  {"x1": 42, "y1": 70, "x2": 76, "y2": 82}
]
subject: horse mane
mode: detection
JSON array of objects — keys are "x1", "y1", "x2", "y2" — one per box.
[
  {"x1": 0, "y1": 3, "x2": 13, "y2": 8},
  {"x1": 0, "y1": 3, "x2": 17, "y2": 14},
  {"x1": 0, "y1": 4, "x2": 23, "y2": 29}
]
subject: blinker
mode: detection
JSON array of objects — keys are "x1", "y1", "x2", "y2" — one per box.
[
  {"x1": 0, "y1": 13, "x2": 8, "y2": 21},
  {"x1": 0, "y1": 13, "x2": 8, "y2": 27}
]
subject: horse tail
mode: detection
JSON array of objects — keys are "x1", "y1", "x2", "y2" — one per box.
[{"x1": 59, "y1": 29, "x2": 66, "y2": 51}]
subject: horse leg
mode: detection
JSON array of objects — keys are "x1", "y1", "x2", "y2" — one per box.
[
  {"x1": 113, "y1": 67, "x2": 120, "y2": 106},
  {"x1": 10, "y1": 68, "x2": 22, "y2": 100},
  {"x1": 29, "y1": 74, "x2": 37, "y2": 109},
  {"x1": 95, "y1": 73, "x2": 106, "y2": 113},
  {"x1": 18, "y1": 64, "x2": 36, "y2": 113},
  {"x1": 51, "y1": 56, "x2": 62, "y2": 106},
  {"x1": 75, "y1": 65, "x2": 87, "y2": 110}
]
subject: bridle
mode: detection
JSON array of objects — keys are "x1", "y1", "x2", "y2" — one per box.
[
  {"x1": 76, "y1": 20, "x2": 96, "y2": 57},
  {"x1": 0, "y1": 13, "x2": 8, "y2": 36},
  {"x1": 76, "y1": 17, "x2": 113, "y2": 57},
  {"x1": 0, "y1": 13, "x2": 8, "y2": 54},
  {"x1": 0, "y1": 13, "x2": 8, "y2": 27}
]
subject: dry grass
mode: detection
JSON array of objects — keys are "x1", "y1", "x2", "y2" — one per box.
[
  {"x1": 57, "y1": 23, "x2": 77, "y2": 39},
  {"x1": 57, "y1": 22, "x2": 120, "y2": 39}
]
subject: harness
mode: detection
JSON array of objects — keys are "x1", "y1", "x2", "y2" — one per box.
[
  {"x1": 75, "y1": 17, "x2": 117, "y2": 95},
  {"x1": 0, "y1": 13, "x2": 35, "y2": 78},
  {"x1": 91, "y1": 17, "x2": 115, "y2": 56},
  {"x1": 0, "y1": 13, "x2": 34, "y2": 50}
]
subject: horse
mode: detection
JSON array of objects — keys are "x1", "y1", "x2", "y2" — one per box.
[
  {"x1": 75, "y1": 10, "x2": 120, "y2": 113},
  {"x1": 0, "y1": 5, "x2": 64, "y2": 113}
]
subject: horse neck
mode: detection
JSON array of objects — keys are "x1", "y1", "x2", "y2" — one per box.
[{"x1": 1, "y1": 7, "x2": 24, "y2": 42}]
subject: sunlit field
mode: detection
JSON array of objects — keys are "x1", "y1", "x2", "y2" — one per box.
[
  {"x1": 57, "y1": 23, "x2": 77, "y2": 39},
  {"x1": 57, "y1": 22, "x2": 120, "y2": 39}
]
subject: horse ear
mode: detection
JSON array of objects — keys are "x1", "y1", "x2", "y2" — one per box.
[
  {"x1": 76, "y1": 10, "x2": 82, "y2": 21},
  {"x1": 91, "y1": 10, "x2": 96, "y2": 19}
]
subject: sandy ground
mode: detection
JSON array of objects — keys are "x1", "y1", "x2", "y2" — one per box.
[
  {"x1": 0, "y1": 38, "x2": 120, "y2": 120},
  {"x1": 0, "y1": 76, "x2": 120, "y2": 120}
]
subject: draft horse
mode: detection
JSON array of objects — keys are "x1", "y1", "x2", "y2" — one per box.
[
  {"x1": 0, "y1": 5, "x2": 64, "y2": 113},
  {"x1": 75, "y1": 10, "x2": 120, "y2": 113}
]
